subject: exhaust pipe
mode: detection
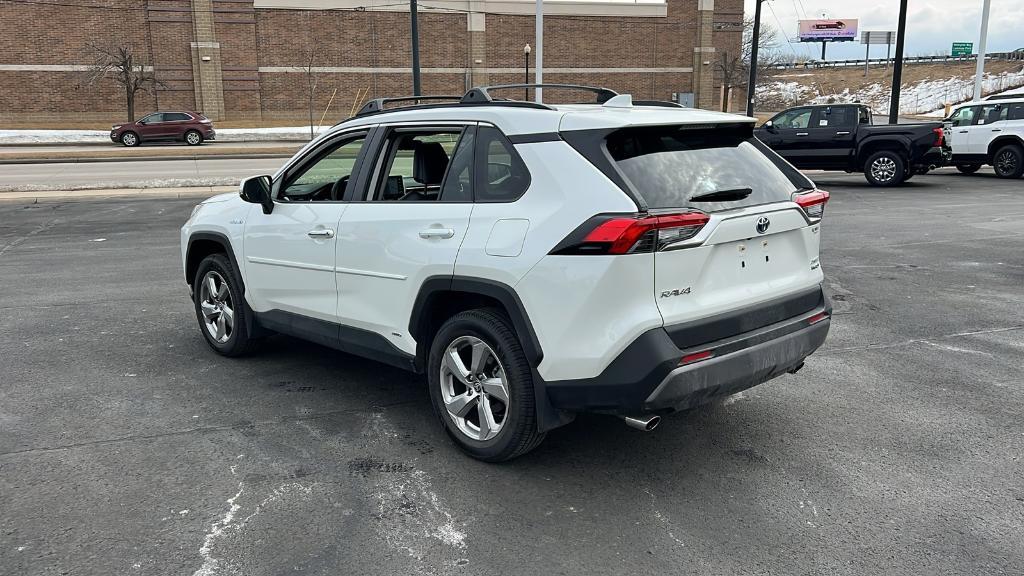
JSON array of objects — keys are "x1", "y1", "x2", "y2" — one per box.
[{"x1": 622, "y1": 415, "x2": 661, "y2": 432}]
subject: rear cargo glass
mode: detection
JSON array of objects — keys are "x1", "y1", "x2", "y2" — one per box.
[{"x1": 605, "y1": 126, "x2": 811, "y2": 211}]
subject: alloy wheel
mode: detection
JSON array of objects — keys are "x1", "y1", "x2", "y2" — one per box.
[
  {"x1": 995, "y1": 150, "x2": 1018, "y2": 176},
  {"x1": 122, "y1": 133, "x2": 137, "y2": 146},
  {"x1": 871, "y1": 156, "x2": 897, "y2": 182},
  {"x1": 439, "y1": 335, "x2": 510, "y2": 441},
  {"x1": 199, "y1": 271, "x2": 234, "y2": 343},
  {"x1": 186, "y1": 132, "x2": 201, "y2": 145}
]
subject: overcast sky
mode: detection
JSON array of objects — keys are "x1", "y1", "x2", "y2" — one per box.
[{"x1": 744, "y1": 0, "x2": 1024, "y2": 60}]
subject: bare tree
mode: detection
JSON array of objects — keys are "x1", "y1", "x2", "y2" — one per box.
[
  {"x1": 713, "y1": 51, "x2": 744, "y2": 112},
  {"x1": 301, "y1": 41, "x2": 320, "y2": 140},
  {"x1": 80, "y1": 40, "x2": 164, "y2": 122},
  {"x1": 742, "y1": 17, "x2": 786, "y2": 80}
]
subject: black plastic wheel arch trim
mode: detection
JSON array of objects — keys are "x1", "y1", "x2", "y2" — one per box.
[{"x1": 186, "y1": 231, "x2": 262, "y2": 338}]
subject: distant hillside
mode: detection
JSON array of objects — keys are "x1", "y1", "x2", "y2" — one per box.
[{"x1": 755, "y1": 60, "x2": 1024, "y2": 115}]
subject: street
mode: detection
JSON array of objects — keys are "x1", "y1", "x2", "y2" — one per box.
[
  {"x1": 1, "y1": 170, "x2": 1021, "y2": 576},
  {"x1": 0, "y1": 157, "x2": 287, "y2": 191}
]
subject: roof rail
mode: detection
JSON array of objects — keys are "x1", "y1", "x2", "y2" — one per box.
[
  {"x1": 631, "y1": 100, "x2": 686, "y2": 109},
  {"x1": 984, "y1": 93, "x2": 1022, "y2": 101},
  {"x1": 461, "y1": 84, "x2": 618, "y2": 104},
  {"x1": 355, "y1": 95, "x2": 463, "y2": 117}
]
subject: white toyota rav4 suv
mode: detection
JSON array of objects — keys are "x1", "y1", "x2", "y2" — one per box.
[{"x1": 181, "y1": 85, "x2": 832, "y2": 461}]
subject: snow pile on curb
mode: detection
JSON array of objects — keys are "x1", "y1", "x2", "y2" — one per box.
[{"x1": 0, "y1": 126, "x2": 331, "y2": 145}]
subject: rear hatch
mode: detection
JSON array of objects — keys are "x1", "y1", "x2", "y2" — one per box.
[{"x1": 600, "y1": 124, "x2": 825, "y2": 332}]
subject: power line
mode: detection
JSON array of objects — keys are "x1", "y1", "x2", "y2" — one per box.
[{"x1": 765, "y1": 1, "x2": 799, "y2": 58}]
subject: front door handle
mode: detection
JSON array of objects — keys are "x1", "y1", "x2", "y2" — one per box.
[
  {"x1": 419, "y1": 228, "x2": 455, "y2": 239},
  {"x1": 307, "y1": 229, "x2": 335, "y2": 238},
  {"x1": 991, "y1": 128, "x2": 1002, "y2": 132},
  {"x1": 959, "y1": 130, "x2": 969, "y2": 133},
  {"x1": 835, "y1": 131, "x2": 850, "y2": 135},
  {"x1": 796, "y1": 132, "x2": 809, "y2": 136}
]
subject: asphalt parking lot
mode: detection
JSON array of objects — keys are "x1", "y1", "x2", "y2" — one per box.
[{"x1": 1, "y1": 168, "x2": 1022, "y2": 576}]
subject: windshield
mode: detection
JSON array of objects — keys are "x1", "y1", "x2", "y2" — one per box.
[{"x1": 606, "y1": 125, "x2": 811, "y2": 211}]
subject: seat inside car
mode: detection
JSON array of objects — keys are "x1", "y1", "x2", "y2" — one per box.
[{"x1": 406, "y1": 141, "x2": 449, "y2": 201}]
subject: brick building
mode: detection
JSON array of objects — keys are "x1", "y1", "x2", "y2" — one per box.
[{"x1": 0, "y1": 0, "x2": 743, "y2": 124}]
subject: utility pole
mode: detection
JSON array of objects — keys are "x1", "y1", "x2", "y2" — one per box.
[
  {"x1": 887, "y1": 0, "x2": 908, "y2": 124},
  {"x1": 410, "y1": 0, "x2": 421, "y2": 96},
  {"x1": 535, "y1": 0, "x2": 543, "y2": 103},
  {"x1": 745, "y1": 0, "x2": 764, "y2": 117},
  {"x1": 973, "y1": 0, "x2": 992, "y2": 101}
]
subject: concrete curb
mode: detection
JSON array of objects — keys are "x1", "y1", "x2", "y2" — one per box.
[
  {"x1": 0, "y1": 153, "x2": 293, "y2": 165},
  {"x1": 0, "y1": 186, "x2": 236, "y2": 203}
]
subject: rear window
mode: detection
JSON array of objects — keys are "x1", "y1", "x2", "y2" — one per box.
[{"x1": 605, "y1": 126, "x2": 811, "y2": 211}]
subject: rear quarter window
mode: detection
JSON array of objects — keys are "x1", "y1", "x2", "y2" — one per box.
[{"x1": 605, "y1": 125, "x2": 812, "y2": 212}]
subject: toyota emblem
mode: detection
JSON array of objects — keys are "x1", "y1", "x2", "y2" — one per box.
[{"x1": 756, "y1": 216, "x2": 770, "y2": 234}]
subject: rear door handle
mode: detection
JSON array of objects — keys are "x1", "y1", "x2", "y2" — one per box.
[
  {"x1": 419, "y1": 228, "x2": 455, "y2": 239},
  {"x1": 835, "y1": 131, "x2": 850, "y2": 135},
  {"x1": 958, "y1": 130, "x2": 969, "y2": 133},
  {"x1": 796, "y1": 132, "x2": 809, "y2": 136},
  {"x1": 991, "y1": 128, "x2": 1002, "y2": 132},
  {"x1": 307, "y1": 229, "x2": 335, "y2": 238}
]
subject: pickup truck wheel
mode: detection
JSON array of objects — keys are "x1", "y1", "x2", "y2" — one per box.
[
  {"x1": 864, "y1": 151, "x2": 905, "y2": 187},
  {"x1": 956, "y1": 164, "x2": 981, "y2": 174},
  {"x1": 193, "y1": 253, "x2": 259, "y2": 357},
  {"x1": 992, "y1": 144, "x2": 1024, "y2": 179},
  {"x1": 428, "y1": 309, "x2": 545, "y2": 462}
]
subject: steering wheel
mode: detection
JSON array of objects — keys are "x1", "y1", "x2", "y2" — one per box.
[{"x1": 330, "y1": 175, "x2": 350, "y2": 200}]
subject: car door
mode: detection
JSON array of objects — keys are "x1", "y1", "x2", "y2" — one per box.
[
  {"x1": 334, "y1": 123, "x2": 475, "y2": 356},
  {"x1": 812, "y1": 105, "x2": 858, "y2": 169},
  {"x1": 242, "y1": 129, "x2": 371, "y2": 323},
  {"x1": 967, "y1": 103, "x2": 1008, "y2": 155},
  {"x1": 761, "y1": 107, "x2": 815, "y2": 167},
  {"x1": 948, "y1": 105, "x2": 980, "y2": 155},
  {"x1": 162, "y1": 112, "x2": 192, "y2": 140},
  {"x1": 136, "y1": 113, "x2": 164, "y2": 140}
]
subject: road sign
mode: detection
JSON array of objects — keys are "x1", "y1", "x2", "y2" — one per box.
[
  {"x1": 952, "y1": 42, "x2": 973, "y2": 56},
  {"x1": 862, "y1": 31, "x2": 895, "y2": 44}
]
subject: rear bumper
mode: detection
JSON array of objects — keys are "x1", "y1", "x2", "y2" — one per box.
[
  {"x1": 914, "y1": 146, "x2": 947, "y2": 168},
  {"x1": 543, "y1": 287, "x2": 831, "y2": 415}
]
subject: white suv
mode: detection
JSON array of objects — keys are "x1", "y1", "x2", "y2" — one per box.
[
  {"x1": 180, "y1": 85, "x2": 832, "y2": 461},
  {"x1": 944, "y1": 95, "x2": 1024, "y2": 178}
]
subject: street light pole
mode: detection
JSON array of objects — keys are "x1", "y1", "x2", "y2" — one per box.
[
  {"x1": 410, "y1": 0, "x2": 421, "y2": 96},
  {"x1": 535, "y1": 0, "x2": 543, "y2": 103},
  {"x1": 524, "y1": 44, "x2": 531, "y2": 101},
  {"x1": 973, "y1": 0, "x2": 992, "y2": 101},
  {"x1": 745, "y1": 0, "x2": 764, "y2": 117},
  {"x1": 887, "y1": 0, "x2": 909, "y2": 124}
]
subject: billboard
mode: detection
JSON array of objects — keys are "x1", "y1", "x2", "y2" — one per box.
[{"x1": 798, "y1": 19, "x2": 859, "y2": 42}]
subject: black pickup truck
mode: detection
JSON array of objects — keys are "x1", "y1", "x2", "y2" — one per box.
[{"x1": 755, "y1": 104, "x2": 948, "y2": 186}]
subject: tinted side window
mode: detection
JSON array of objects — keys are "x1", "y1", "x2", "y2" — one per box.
[
  {"x1": 280, "y1": 135, "x2": 366, "y2": 202},
  {"x1": 141, "y1": 113, "x2": 163, "y2": 123},
  {"x1": 817, "y1": 106, "x2": 855, "y2": 128},
  {"x1": 475, "y1": 126, "x2": 530, "y2": 203},
  {"x1": 371, "y1": 130, "x2": 461, "y2": 202},
  {"x1": 165, "y1": 112, "x2": 191, "y2": 121},
  {"x1": 973, "y1": 104, "x2": 1006, "y2": 125},
  {"x1": 773, "y1": 108, "x2": 812, "y2": 129},
  {"x1": 440, "y1": 128, "x2": 475, "y2": 202},
  {"x1": 1009, "y1": 103, "x2": 1024, "y2": 121}
]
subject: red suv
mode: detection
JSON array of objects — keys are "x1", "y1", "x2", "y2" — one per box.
[{"x1": 110, "y1": 111, "x2": 215, "y2": 147}]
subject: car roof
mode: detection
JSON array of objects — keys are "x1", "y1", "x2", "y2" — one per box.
[
  {"x1": 331, "y1": 102, "x2": 755, "y2": 137},
  {"x1": 950, "y1": 96, "x2": 1024, "y2": 111}
]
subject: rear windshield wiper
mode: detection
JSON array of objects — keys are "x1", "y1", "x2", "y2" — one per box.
[{"x1": 689, "y1": 188, "x2": 752, "y2": 202}]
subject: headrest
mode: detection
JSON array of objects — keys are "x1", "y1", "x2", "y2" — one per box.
[{"x1": 413, "y1": 142, "x2": 449, "y2": 185}]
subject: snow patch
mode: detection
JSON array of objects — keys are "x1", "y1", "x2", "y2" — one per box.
[
  {"x1": 192, "y1": 484, "x2": 243, "y2": 576},
  {"x1": 0, "y1": 126, "x2": 331, "y2": 145}
]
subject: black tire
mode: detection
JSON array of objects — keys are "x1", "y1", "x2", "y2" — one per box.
[
  {"x1": 427, "y1": 308, "x2": 545, "y2": 462},
  {"x1": 185, "y1": 129, "x2": 203, "y2": 146},
  {"x1": 956, "y1": 164, "x2": 981, "y2": 174},
  {"x1": 992, "y1": 144, "x2": 1024, "y2": 179},
  {"x1": 863, "y1": 150, "x2": 906, "y2": 187},
  {"x1": 120, "y1": 131, "x2": 140, "y2": 147},
  {"x1": 192, "y1": 253, "x2": 260, "y2": 357}
]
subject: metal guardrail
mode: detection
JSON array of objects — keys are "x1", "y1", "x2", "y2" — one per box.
[{"x1": 771, "y1": 51, "x2": 1023, "y2": 70}]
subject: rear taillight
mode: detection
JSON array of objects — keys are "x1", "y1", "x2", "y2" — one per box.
[
  {"x1": 550, "y1": 211, "x2": 710, "y2": 255},
  {"x1": 793, "y1": 189, "x2": 829, "y2": 221},
  {"x1": 932, "y1": 126, "x2": 944, "y2": 147}
]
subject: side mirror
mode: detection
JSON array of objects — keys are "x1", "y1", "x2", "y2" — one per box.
[
  {"x1": 239, "y1": 175, "x2": 274, "y2": 214},
  {"x1": 763, "y1": 120, "x2": 776, "y2": 131}
]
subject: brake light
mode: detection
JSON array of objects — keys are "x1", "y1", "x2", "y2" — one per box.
[
  {"x1": 932, "y1": 126, "x2": 944, "y2": 147},
  {"x1": 807, "y1": 311, "x2": 829, "y2": 325},
  {"x1": 551, "y1": 211, "x2": 710, "y2": 255},
  {"x1": 793, "y1": 189, "x2": 829, "y2": 221}
]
